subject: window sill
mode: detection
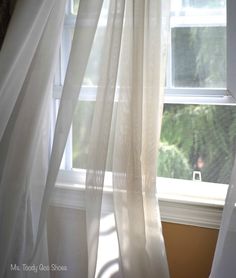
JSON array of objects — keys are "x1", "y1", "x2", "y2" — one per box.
[{"x1": 51, "y1": 170, "x2": 228, "y2": 229}]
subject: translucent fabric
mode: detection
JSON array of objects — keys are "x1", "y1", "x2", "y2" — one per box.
[
  {"x1": 33, "y1": 1, "x2": 105, "y2": 276},
  {"x1": 0, "y1": 0, "x2": 170, "y2": 277},
  {"x1": 0, "y1": 0, "x2": 67, "y2": 276},
  {"x1": 112, "y1": 0, "x2": 170, "y2": 276},
  {"x1": 40, "y1": 0, "x2": 170, "y2": 276},
  {"x1": 210, "y1": 158, "x2": 236, "y2": 278}
]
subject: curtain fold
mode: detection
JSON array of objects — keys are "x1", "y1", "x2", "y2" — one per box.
[
  {"x1": 85, "y1": 0, "x2": 125, "y2": 276},
  {"x1": 0, "y1": 0, "x2": 57, "y2": 141},
  {"x1": 0, "y1": 0, "x2": 67, "y2": 276},
  {"x1": 112, "y1": 0, "x2": 169, "y2": 276},
  {"x1": 210, "y1": 158, "x2": 236, "y2": 278},
  {"x1": 0, "y1": 0, "x2": 16, "y2": 48},
  {"x1": 32, "y1": 0, "x2": 104, "y2": 268}
]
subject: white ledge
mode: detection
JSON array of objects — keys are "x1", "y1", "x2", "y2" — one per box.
[{"x1": 51, "y1": 170, "x2": 228, "y2": 229}]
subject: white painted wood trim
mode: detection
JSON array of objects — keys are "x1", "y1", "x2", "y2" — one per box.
[
  {"x1": 51, "y1": 172, "x2": 227, "y2": 229},
  {"x1": 51, "y1": 185, "x2": 223, "y2": 229}
]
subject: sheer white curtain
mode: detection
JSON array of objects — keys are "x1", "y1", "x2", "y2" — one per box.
[
  {"x1": 210, "y1": 159, "x2": 236, "y2": 278},
  {"x1": 0, "y1": 0, "x2": 170, "y2": 277},
  {"x1": 0, "y1": 0, "x2": 67, "y2": 277},
  {"x1": 41, "y1": 0, "x2": 169, "y2": 276},
  {"x1": 112, "y1": 0, "x2": 169, "y2": 276}
]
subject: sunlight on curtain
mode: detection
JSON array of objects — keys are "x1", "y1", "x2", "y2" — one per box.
[
  {"x1": 112, "y1": 0, "x2": 170, "y2": 276},
  {"x1": 30, "y1": 0, "x2": 170, "y2": 276},
  {"x1": 42, "y1": 0, "x2": 170, "y2": 276}
]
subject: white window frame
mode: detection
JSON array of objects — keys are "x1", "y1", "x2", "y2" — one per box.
[{"x1": 51, "y1": 0, "x2": 236, "y2": 229}]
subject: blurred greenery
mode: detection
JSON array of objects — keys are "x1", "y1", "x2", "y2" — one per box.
[
  {"x1": 157, "y1": 142, "x2": 192, "y2": 179},
  {"x1": 172, "y1": 26, "x2": 226, "y2": 88},
  {"x1": 159, "y1": 105, "x2": 236, "y2": 184}
]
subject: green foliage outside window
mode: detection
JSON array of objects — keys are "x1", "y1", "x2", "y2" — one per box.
[{"x1": 158, "y1": 105, "x2": 236, "y2": 184}]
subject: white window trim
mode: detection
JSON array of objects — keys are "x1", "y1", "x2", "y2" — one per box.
[
  {"x1": 54, "y1": 85, "x2": 236, "y2": 105},
  {"x1": 164, "y1": 88, "x2": 236, "y2": 104},
  {"x1": 51, "y1": 170, "x2": 228, "y2": 229},
  {"x1": 51, "y1": 0, "x2": 236, "y2": 229}
]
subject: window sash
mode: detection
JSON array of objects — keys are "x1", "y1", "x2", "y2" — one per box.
[{"x1": 59, "y1": 1, "x2": 232, "y2": 102}]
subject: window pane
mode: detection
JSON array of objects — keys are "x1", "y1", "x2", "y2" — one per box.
[
  {"x1": 182, "y1": 0, "x2": 226, "y2": 9},
  {"x1": 171, "y1": 0, "x2": 226, "y2": 13},
  {"x1": 158, "y1": 104, "x2": 236, "y2": 184},
  {"x1": 170, "y1": 0, "x2": 226, "y2": 89},
  {"x1": 172, "y1": 26, "x2": 226, "y2": 88}
]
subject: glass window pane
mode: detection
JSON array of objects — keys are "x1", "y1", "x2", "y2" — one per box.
[
  {"x1": 171, "y1": 0, "x2": 226, "y2": 13},
  {"x1": 170, "y1": 0, "x2": 226, "y2": 89},
  {"x1": 172, "y1": 26, "x2": 226, "y2": 88},
  {"x1": 158, "y1": 104, "x2": 236, "y2": 184},
  {"x1": 182, "y1": 0, "x2": 226, "y2": 9}
]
